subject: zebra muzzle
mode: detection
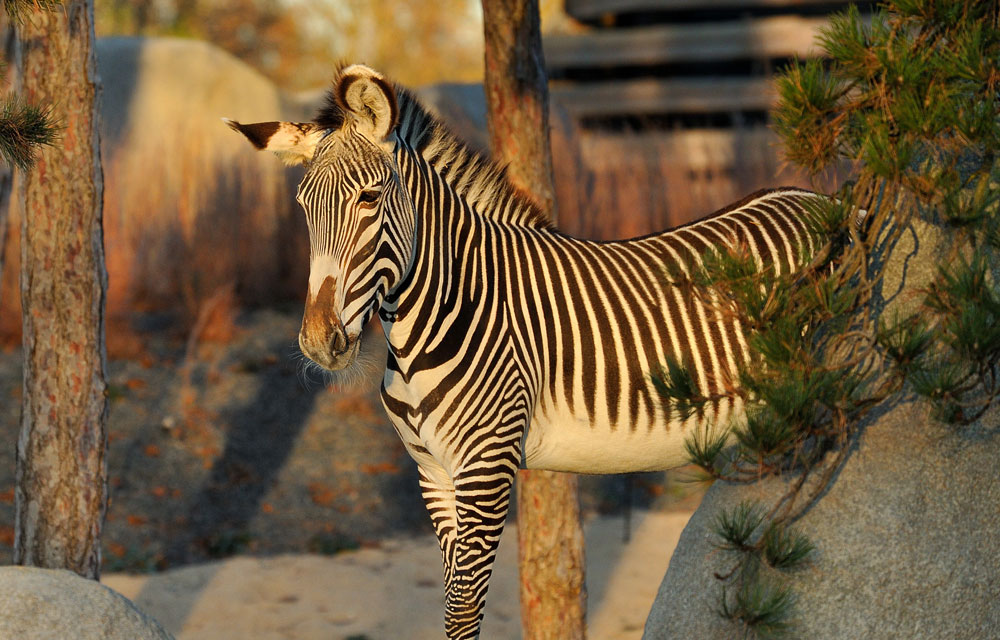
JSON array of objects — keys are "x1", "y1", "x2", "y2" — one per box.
[
  {"x1": 299, "y1": 318, "x2": 361, "y2": 371},
  {"x1": 299, "y1": 277, "x2": 361, "y2": 370}
]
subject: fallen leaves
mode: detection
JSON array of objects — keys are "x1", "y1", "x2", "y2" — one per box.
[
  {"x1": 360, "y1": 462, "x2": 400, "y2": 475},
  {"x1": 308, "y1": 482, "x2": 336, "y2": 507},
  {"x1": 331, "y1": 394, "x2": 380, "y2": 422}
]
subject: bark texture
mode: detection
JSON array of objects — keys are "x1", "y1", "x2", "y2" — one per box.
[
  {"x1": 15, "y1": 0, "x2": 108, "y2": 580},
  {"x1": 482, "y1": 2, "x2": 587, "y2": 638},
  {"x1": 514, "y1": 469, "x2": 587, "y2": 640},
  {"x1": 482, "y1": 0, "x2": 558, "y2": 218}
]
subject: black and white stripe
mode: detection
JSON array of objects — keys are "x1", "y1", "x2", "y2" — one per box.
[{"x1": 292, "y1": 73, "x2": 832, "y2": 640}]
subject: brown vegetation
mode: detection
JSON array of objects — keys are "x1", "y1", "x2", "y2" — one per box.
[{"x1": 0, "y1": 38, "x2": 307, "y2": 342}]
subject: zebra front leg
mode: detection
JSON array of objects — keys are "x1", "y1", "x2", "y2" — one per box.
[
  {"x1": 444, "y1": 462, "x2": 517, "y2": 640},
  {"x1": 417, "y1": 464, "x2": 458, "y2": 586}
]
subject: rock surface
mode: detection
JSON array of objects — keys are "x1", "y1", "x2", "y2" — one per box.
[
  {"x1": 0, "y1": 566, "x2": 172, "y2": 639},
  {"x1": 644, "y1": 401, "x2": 1000, "y2": 639}
]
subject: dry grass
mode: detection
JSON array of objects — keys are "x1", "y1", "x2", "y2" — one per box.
[
  {"x1": 100, "y1": 126, "x2": 305, "y2": 322},
  {"x1": 1, "y1": 38, "x2": 309, "y2": 345},
  {"x1": 0, "y1": 132, "x2": 302, "y2": 344}
]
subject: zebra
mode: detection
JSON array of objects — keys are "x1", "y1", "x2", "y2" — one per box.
[{"x1": 226, "y1": 64, "x2": 833, "y2": 640}]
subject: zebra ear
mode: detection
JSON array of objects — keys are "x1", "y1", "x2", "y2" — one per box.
[
  {"x1": 335, "y1": 65, "x2": 398, "y2": 141},
  {"x1": 223, "y1": 119, "x2": 324, "y2": 166}
]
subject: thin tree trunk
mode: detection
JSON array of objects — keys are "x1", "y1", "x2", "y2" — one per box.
[
  {"x1": 15, "y1": 0, "x2": 108, "y2": 580},
  {"x1": 0, "y1": 163, "x2": 10, "y2": 317},
  {"x1": 0, "y1": 20, "x2": 16, "y2": 312},
  {"x1": 481, "y1": 2, "x2": 588, "y2": 638},
  {"x1": 514, "y1": 468, "x2": 588, "y2": 639}
]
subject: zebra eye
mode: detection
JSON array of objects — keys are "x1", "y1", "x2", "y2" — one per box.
[{"x1": 358, "y1": 189, "x2": 381, "y2": 206}]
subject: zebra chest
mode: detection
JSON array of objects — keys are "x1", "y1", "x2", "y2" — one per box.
[
  {"x1": 379, "y1": 369, "x2": 451, "y2": 470},
  {"x1": 380, "y1": 324, "x2": 527, "y2": 473}
]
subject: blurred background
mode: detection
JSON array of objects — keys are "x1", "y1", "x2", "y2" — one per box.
[{"x1": 0, "y1": 0, "x2": 861, "y2": 584}]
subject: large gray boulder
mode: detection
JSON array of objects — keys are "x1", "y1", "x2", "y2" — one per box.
[
  {"x1": 97, "y1": 37, "x2": 307, "y2": 315},
  {"x1": 644, "y1": 218, "x2": 1000, "y2": 638},
  {"x1": 0, "y1": 566, "x2": 172, "y2": 639},
  {"x1": 644, "y1": 402, "x2": 1000, "y2": 639}
]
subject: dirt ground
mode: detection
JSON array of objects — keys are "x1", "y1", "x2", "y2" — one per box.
[
  {"x1": 104, "y1": 510, "x2": 694, "y2": 640},
  {"x1": 0, "y1": 308, "x2": 703, "y2": 637}
]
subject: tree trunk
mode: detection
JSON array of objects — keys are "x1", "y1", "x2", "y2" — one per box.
[
  {"x1": 0, "y1": 19, "x2": 16, "y2": 313},
  {"x1": 514, "y1": 469, "x2": 588, "y2": 639},
  {"x1": 481, "y1": 2, "x2": 588, "y2": 638},
  {"x1": 15, "y1": 0, "x2": 108, "y2": 580}
]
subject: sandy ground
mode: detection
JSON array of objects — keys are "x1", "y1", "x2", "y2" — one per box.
[{"x1": 104, "y1": 510, "x2": 692, "y2": 640}]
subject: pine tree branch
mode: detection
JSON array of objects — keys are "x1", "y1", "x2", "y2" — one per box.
[
  {"x1": 0, "y1": 94, "x2": 60, "y2": 170},
  {"x1": 4, "y1": 0, "x2": 61, "y2": 24}
]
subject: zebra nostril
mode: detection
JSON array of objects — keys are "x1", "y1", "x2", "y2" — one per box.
[{"x1": 331, "y1": 328, "x2": 347, "y2": 354}]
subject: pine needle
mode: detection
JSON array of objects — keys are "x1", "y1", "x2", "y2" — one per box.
[
  {"x1": 4, "y1": 0, "x2": 61, "y2": 24},
  {"x1": 0, "y1": 94, "x2": 60, "y2": 170}
]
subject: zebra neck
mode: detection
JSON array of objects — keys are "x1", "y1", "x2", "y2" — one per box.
[{"x1": 394, "y1": 90, "x2": 553, "y2": 231}]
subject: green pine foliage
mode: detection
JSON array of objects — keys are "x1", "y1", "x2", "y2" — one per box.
[
  {"x1": 683, "y1": 420, "x2": 730, "y2": 474},
  {"x1": 656, "y1": 1, "x2": 999, "y2": 636},
  {"x1": 711, "y1": 501, "x2": 812, "y2": 638},
  {"x1": 761, "y1": 522, "x2": 814, "y2": 571},
  {"x1": 718, "y1": 574, "x2": 796, "y2": 640},
  {"x1": 671, "y1": 0, "x2": 1000, "y2": 493},
  {"x1": 877, "y1": 312, "x2": 933, "y2": 375},
  {"x1": 0, "y1": 0, "x2": 63, "y2": 170},
  {"x1": 0, "y1": 95, "x2": 58, "y2": 170},
  {"x1": 651, "y1": 356, "x2": 707, "y2": 422},
  {"x1": 4, "y1": 0, "x2": 60, "y2": 24},
  {"x1": 712, "y1": 501, "x2": 766, "y2": 554}
]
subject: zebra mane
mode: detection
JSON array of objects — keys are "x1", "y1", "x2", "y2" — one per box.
[{"x1": 314, "y1": 68, "x2": 554, "y2": 230}]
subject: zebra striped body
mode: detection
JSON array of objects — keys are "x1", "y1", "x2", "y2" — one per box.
[
  {"x1": 227, "y1": 64, "x2": 828, "y2": 640},
  {"x1": 381, "y1": 186, "x2": 820, "y2": 476}
]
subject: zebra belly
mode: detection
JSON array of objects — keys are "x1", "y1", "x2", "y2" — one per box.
[{"x1": 521, "y1": 408, "x2": 722, "y2": 474}]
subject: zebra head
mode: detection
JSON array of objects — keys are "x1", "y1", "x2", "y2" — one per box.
[{"x1": 226, "y1": 65, "x2": 413, "y2": 371}]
